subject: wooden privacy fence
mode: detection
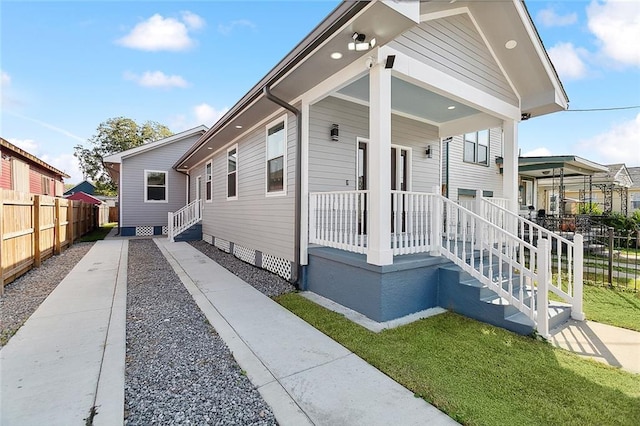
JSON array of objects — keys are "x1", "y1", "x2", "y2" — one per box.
[{"x1": 0, "y1": 189, "x2": 109, "y2": 293}]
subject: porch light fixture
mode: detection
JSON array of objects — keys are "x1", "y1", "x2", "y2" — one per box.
[
  {"x1": 521, "y1": 112, "x2": 531, "y2": 121},
  {"x1": 348, "y1": 32, "x2": 375, "y2": 51},
  {"x1": 235, "y1": 125, "x2": 243, "y2": 129},
  {"x1": 330, "y1": 52, "x2": 342, "y2": 60},
  {"x1": 426, "y1": 145, "x2": 432, "y2": 158},
  {"x1": 385, "y1": 55, "x2": 396, "y2": 69},
  {"x1": 505, "y1": 40, "x2": 517, "y2": 49},
  {"x1": 330, "y1": 124, "x2": 339, "y2": 142},
  {"x1": 447, "y1": 105, "x2": 456, "y2": 110}
]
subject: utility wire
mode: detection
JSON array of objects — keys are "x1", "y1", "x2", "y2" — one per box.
[{"x1": 566, "y1": 105, "x2": 640, "y2": 112}]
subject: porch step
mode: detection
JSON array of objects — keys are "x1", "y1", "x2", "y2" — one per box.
[
  {"x1": 438, "y1": 263, "x2": 572, "y2": 336},
  {"x1": 173, "y1": 223, "x2": 202, "y2": 242}
]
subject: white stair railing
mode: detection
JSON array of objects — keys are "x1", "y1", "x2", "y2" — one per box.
[
  {"x1": 433, "y1": 194, "x2": 549, "y2": 336},
  {"x1": 480, "y1": 197, "x2": 584, "y2": 321},
  {"x1": 167, "y1": 199, "x2": 202, "y2": 242}
]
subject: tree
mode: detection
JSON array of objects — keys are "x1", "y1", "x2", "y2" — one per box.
[{"x1": 74, "y1": 117, "x2": 172, "y2": 195}]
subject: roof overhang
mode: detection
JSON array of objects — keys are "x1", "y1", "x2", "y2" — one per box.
[
  {"x1": 497, "y1": 155, "x2": 608, "y2": 179},
  {"x1": 174, "y1": 0, "x2": 420, "y2": 171},
  {"x1": 1, "y1": 137, "x2": 71, "y2": 179}
]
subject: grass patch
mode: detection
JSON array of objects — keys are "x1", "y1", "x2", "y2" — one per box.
[
  {"x1": 583, "y1": 284, "x2": 640, "y2": 332},
  {"x1": 79, "y1": 222, "x2": 116, "y2": 242},
  {"x1": 276, "y1": 293, "x2": 640, "y2": 426}
]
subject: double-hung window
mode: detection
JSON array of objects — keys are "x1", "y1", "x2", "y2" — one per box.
[
  {"x1": 227, "y1": 145, "x2": 238, "y2": 199},
  {"x1": 144, "y1": 170, "x2": 167, "y2": 202},
  {"x1": 463, "y1": 129, "x2": 489, "y2": 165},
  {"x1": 266, "y1": 118, "x2": 286, "y2": 194},
  {"x1": 205, "y1": 161, "x2": 212, "y2": 202}
]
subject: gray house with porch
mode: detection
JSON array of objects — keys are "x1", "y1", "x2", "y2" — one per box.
[{"x1": 166, "y1": 0, "x2": 582, "y2": 337}]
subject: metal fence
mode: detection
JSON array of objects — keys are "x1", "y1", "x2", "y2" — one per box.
[{"x1": 582, "y1": 224, "x2": 639, "y2": 291}]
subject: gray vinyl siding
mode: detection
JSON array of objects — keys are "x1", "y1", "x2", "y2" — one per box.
[
  {"x1": 444, "y1": 128, "x2": 504, "y2": 201},
  {"x1": 309, "y1": 96, "x2": 440, "y2": 193},
  {"x1": 198, "y1": 111, "x2": 296, "y2": 262},
  {"x1": 121, "y1": 135, "x2": 199, "y2": 227},
  {"x1": 389, "y1": 14, "x2": 518, "y2": 106}
]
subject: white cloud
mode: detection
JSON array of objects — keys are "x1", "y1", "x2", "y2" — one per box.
[
  {"x1": 7, "y1": 138, "x2": 40, "y2": 155},
  {"x1": 587, "y1": 0, "x2": 640, "y2": 67},
  {"x1": 181, "y1": 11, "x2": 205, "y2": 30},
  {"x1": 577, "y1": 113, "x2": 640, "y2": 166},
  {"x1": 117, "y1": 12, "x2": 205, "y2": 52},
  {"x1": 1, "y1": 70, "x2": 10, "y2": 86},
  {"x1": 548, "y1": 42, "x2": 588, "y2": 80},
  {"x1": 218, "y1": 19, "x2": 255, "y2": 35},
  {"x1": 537, "y1": 8, "x2": 578, "y2": 27},
  {"x1": 522, "y1": 147, "x2": 552, "y2": 157},
  {"x1": 169, "y1": 103, "x2": 229, "y2": 131},
  {"x1": 194, "y1": 103, "x2": 228, "y2": 125},
  {"x1": 41, "y1": 152, "x2": 84, "y2": 184},
  {"x1": 124, "y1": 70, "x2": 189, "y2": 88}
]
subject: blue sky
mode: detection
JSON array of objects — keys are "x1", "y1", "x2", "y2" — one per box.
[{"x1": 1, "y1": 0, "x2": 639, "y2": 184}]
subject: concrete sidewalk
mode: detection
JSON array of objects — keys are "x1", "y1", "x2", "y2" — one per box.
[
  {"x1": 156, "y1": 239, "x2": 457, "y2": 426},
  {"x1": 0, "y1": 240, "x2": 127, "y2": 426},
  {"x1": 550, "y1": 319, "x2": 640, "y2": 374}
]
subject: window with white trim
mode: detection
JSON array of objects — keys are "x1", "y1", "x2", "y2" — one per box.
[
  {"x1": 205, "y1": 161, "x2": 212, "y2": 202},
  {"x1": 227, "y1": 145, "x2": 237, "y2": 199},
  {"x1": 144, "y1": 170, "x2": 167, "y2": 202},
  {"x1": 463, "y1": 129, "x2": 489, "y2": 165},
  {"x1": 266, "y1": 118, "x2": 286, "y2": 194}
]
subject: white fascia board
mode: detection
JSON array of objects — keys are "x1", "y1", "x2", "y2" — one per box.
[
  {"x1": 513, "y1": 0, "x2": 568, "y2": 108},
  {"x1": 382, "y1": 45, "x2": 521, "y2": 121},
  {"x1": 382, "y1": 0, "x2": 420, "y2": 23}
]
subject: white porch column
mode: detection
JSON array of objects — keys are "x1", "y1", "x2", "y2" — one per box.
[
  {"x1": 502, "y1": 120, "x2": 519, "y2": 214},
  {"x1": 367, "y1": 59, "x2": 393, "y2": 266}
]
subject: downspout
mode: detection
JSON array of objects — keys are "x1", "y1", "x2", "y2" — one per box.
[{"x1": 263, "y1": 85, "x2": 302, "y2": 286}]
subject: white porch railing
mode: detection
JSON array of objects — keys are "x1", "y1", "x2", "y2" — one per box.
[
  {"x1": 309, "y1": 191, "x2": 369, "y2": 253},
  {"x1": 308, "y1": 190, "x2": 565, "y2": 337},
  {"x1": 167, "y1": 198, "x2": 202, "y2": 242},
  {"x1": 481, "y1": 197, "x2": 584, "y2": 321}
]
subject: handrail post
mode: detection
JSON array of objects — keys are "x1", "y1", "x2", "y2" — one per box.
[
  {"x1": 572, "y1": 233, "x2": 585, "y2": 320},
  {"x1": 537, "y1": 238, "x2": 550, "y2": 338},
  {"x1": 430, "y1": 187, "x2": 441, "y2": 256},
  {"x1": 474, "y1": 189, "x2": 483, "y2": 249},
  {"x1": 168, "y1": 211, "x2": 173, "y2": 242}
]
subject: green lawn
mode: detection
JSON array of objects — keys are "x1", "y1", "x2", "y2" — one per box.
[
  {"x1": 276, "y1": 293, "x2": 640, "y2": 426},
  {"x1": 583, "y1": 284, "x2": 640, "y2": 332},
  {"x1": 79, "y1": 222, "x2": 117, "y2": 242}
]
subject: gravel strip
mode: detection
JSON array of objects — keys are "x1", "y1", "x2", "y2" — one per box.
[
  {"x1": 125, "y1": 239, "x2": 277, "y2": 425},
  {"x1": 188, "y1": 240, "x2": 296, "y2": 297},
  {"x1": 0, "y1": 242, "x2": 94, "y2": 348}
]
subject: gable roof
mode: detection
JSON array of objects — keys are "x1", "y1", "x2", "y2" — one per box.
[
  {"x1": 1, "y1": 137, "x2": 71, "y2": 179},
  {"x1": 64, "y1": 180, "x2": 96, "y2": 196},
  {"x1": 65, "y1": 191, "x2": 103, "y2": 205},
  {"x1": 175, "y1": 0, "x2": 569, "y2": 171},
  {"x1": 102, "y1": 125, "x2": 208, "y2": 164},
  {"x1": 626, "y1": 166, "x2": 640, "y2": 189}
]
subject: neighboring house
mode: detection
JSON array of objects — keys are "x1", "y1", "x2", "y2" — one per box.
[
  {"x1": 554, "y1": 163, "x2": 632, "y2": 215},
  {"x1": 499, "y1": 155, "x2": 609, "y2": 217},
  {"x1": 0, "y1": 137, "x2": 69, "y2": 196},
  {"x1": 103, "y1": 126, "x2": 207, "y2": 236},
  {"x1": 64, "y1": 180, "x2": 96, "y2": 196},
  {"x1": 626, "y1": 166, "x2": 640, "y2": 213},
  {"x1": 65, "y1": 191, "x2": 104, "y2": 205},
  {"x1": 163, "y1": 1, "x2": 577, "y2": 337}
]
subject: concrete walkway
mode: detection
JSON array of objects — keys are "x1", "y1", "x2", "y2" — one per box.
[
  {"x1": 2, "y1": 236, "x2": 637, "y2": 425},
  {"x1": 550, "y1": 319, "x2": 640, "y2": 374},
  {"x1": 155, "y1": 239, "x2": 457, "y2": 425},
  {"x1": 0, "y1": 239, "x2": 127, "y2": 426}
]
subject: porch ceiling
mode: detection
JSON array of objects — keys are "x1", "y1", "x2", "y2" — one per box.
[{"x1": 336, "y1": 75, "x2": 482, "y2": 124}]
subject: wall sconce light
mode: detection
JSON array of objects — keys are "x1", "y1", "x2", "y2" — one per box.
[
  {"x1": 426, "y1": 145, "x2": 432, "y2": 158},
  {"x1": 331, "y1": 124, "x2": 339, "y2": 142}
]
